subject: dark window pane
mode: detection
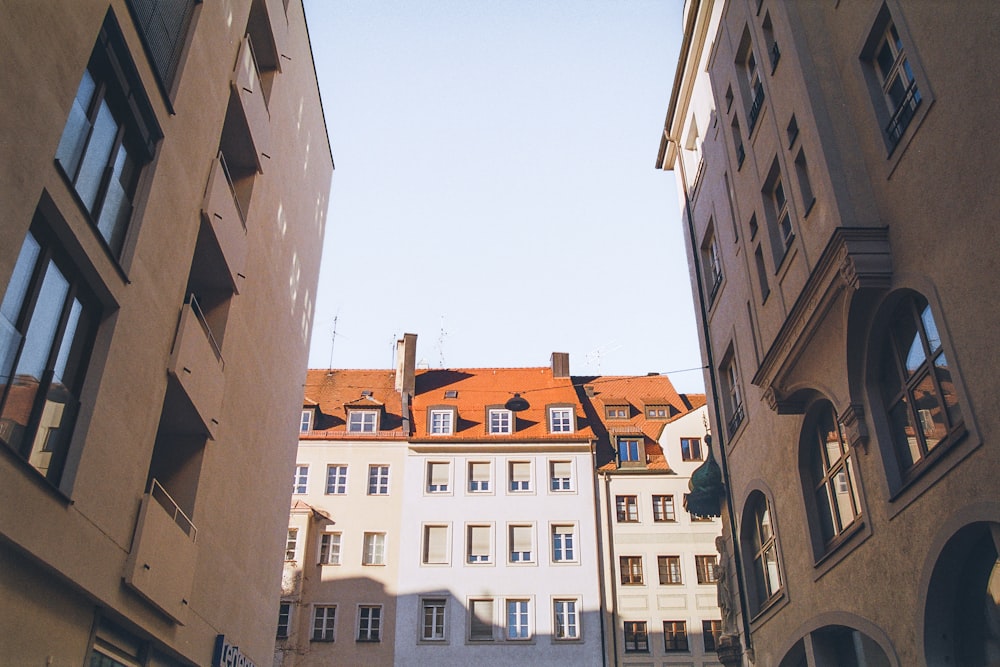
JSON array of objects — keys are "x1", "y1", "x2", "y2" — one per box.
[
  {"x1": 888, "y1": 397, "x2": 919, "y2": 468},
  {"x1": 934, "y1": 352, "x2": 963, "y2": 427}
]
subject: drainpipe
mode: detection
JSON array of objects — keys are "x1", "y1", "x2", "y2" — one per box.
[
  {"x1": 667, "y1": 133, "x2": 754, "y2": 660},
  {"x1": 601, "y1": 470, "x2": 620, "y2": 665}
]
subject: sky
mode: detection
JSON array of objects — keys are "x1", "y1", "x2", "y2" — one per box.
[{"x1": 301, "y1": 1, "x2": 703, "y2": 393}]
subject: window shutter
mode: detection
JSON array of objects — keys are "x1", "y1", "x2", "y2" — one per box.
[
  {"x1": 471, "y1": 600, "x2": 493, "y2": 638},
  {"x1": 125, "y1": 0, "x2": 198, "y2": 88},
  {"x1": 429, "y1": 462, "x2": 449, "y2": 486},
  {"x1": 424, "y1": 526, "x2": 448, "y2": 564},
  {"x1": 470, "y1": 462, "x2": 489, "y2": 483},
  {"x1": 469, "y1": 526, "x2": 490, "y2": 556},
  {"x1": 511, "y1": 525, "x2": 532, "y2": 553},
  {"x1": 551, "y1": 461, "x2": 571, "y2": 479},
  {"x1": 511, "y1": 462, "x2": 530, "y2": 483}
]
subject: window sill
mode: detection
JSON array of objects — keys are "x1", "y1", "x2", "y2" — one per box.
[
  {"x1": 887, "y1": 426, "x2": 979, "y2": 519},
  {"x1": 749, "y1": 590, "x2": 788, "y2": 630},
  {"x1": 0, "y1": 444, "x2": 74, "y2": 504},
  {"x1": 812, "y1": 518, "x2": 871, "y2": 581}
]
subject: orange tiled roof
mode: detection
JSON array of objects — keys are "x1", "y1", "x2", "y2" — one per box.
[
  {"x1": 576, "y1": 374, "x2": 701, "y2": 472},
  {"x1": 300, "y1": 369, "x2": 408, "y2": 439},
  {"x1": 411, "y1": 367, "x2": 592, "y2": 442}
]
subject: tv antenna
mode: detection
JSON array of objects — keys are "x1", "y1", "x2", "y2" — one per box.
[
  {"x1": 437, "y1": 316, "x2": 448, "y2": 368},
  {"x1": 327, "y1": 314, "x2": 339, "y2": 369}
]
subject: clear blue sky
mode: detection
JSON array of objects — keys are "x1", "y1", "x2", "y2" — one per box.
[{"x1": 302, "y1": 1, "x2": 702, "y2": 393}]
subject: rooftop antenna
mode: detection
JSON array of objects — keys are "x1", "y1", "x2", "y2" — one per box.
[
  {"x1": 389, "y1": 332, "x2": 397, "y2": 369},
  {"x1": 437, "y1": 316, "x2": 448, "y2": 368},
  {"x1": 585, "y1": 341, "x2": 622, "y2": 374},
  {"x1": 327, "y1": 314, "x2": 339, "y2": 369}
]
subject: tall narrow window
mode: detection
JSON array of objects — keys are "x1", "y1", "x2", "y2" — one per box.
[
  {"x1": 467, "y1": 525, "x2": 491, "y2": 563},
  {"x1": 870, "y1": 16, "x2": 922, "y2": 146},
  {"x1": 745, "y1": 48, "x2": 765, "y2": 132},
  {"x1": 702, "y1": 226, "x2": 724, "y2": 306},
  {"x1": 357, "y1": 606, "x2": 382, "y2": 642},
  {"x1": 277, "y1": 603, "x2": 291, "y2": 639},
  {"x1": 809, "y1": 403, "x2": 862, "y2": 545},
  {"x1": 300, "y1": 409, "x2": 313, "y2": 433},
  {"x1": 795, "y1": 149, "x2": 816, "y2": 215},
  {"x1": 319, "y1": 532, "x2": 342, "y2": 565},
  {"x1": 312, "y1": 606, "x2": 336, "y2": 642},
  {"x1": 362, "y1": 532, "x2": 385, "y2": 566},
  {"x1": 367, "y1": 464, "x2": 389, "y2": 495},
  {"x1": 470, "y1": 599, "x2": 494, "y2": 640},
  {"x1": 658, "y1": 555, "x2": 682, "y2": 585},
  {"x1": 731, "y1": 118, "x2": 745, "y2": 168},
  {"x1": 755, "y1": 245, "x2": 770, "y2": 302},
  {"x1": 509, "y1": 525, "x2": 533, "y2": 563},
  {"x1": 124, "y1": 0, "x2": 199, "y2": 90},
  {"x1": 292, "y1": 465, "x2": 308, "y2": 494},
  {"x1": 326, "y1": 465, "x2": 347, "y2": 494},
  {"x1": 55, "y1": 13, "x2": 161, "y2": 257},
  {"x1": 422, "y1": 599, "x2": 446, "y2": 641},
  {"x1": 745, "y1": 494, "x2": 782, "y2": 610},
  {"x1": 624, "y1": 621, "x2": 649, "y2": 653},
  {"x1": 509, "y1": 461, "x2": 531, "y2": 491},
  {"x1": 616, "y1": 495, "x2": 639, "y2": 522},
  {"x1": 769, "y1": 173, "x2": 793, "y2": 250},
  {"x1": 696, "y1": 555, "x2": 720, "y2": 584},
  {"x1": 552, "y1": 525, "x2": 576, "y2": 562},
  {"x1": 554, "y1": 599, "x2": 578, "y2": 639},
  {"x1": 423, "y1": 525, "x2": 449, "y2": 565},
  {"x1": 506, "y1": 600, "x2": 530, "y2": 640},
  {"x1": 618, "y1": 437, "x2": 643, "y2": 466},
  {"x1": 0, "y1": 227, "x2": 99, "y2": 484},
  {"x1": 426, "y1": 461, "x2": 449, "y2": 493},
  {"x1": 721, "y1": 350, "x2": 745, "y2": 437},
  {"x1": 550, "y1": 460, "x2": 572, "y2": 491},
  {"x1": 284, "y1": 529, "x2": 298, "y2": 561},
  {"x1": 469, "y1": 461, "x2": 490, "y2": 492},
  {"x1": 880, "y1": 294, "x2": 963, "y2": 475},
  {"x1": 703, "y1": 620, "x2": 723, "y2": 652}
]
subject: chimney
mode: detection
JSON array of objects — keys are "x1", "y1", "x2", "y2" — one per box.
[
  {"x1": 550, "y1": 352, "x2": 570, "y2": 378},
  {"x1": 395, "y1": 333, "x2": 417, "y2": 394}
]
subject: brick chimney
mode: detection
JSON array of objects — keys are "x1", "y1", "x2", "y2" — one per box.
[
  {"x1": 550, "y1": 352, "x2": 570, "y2": 378},
  {"x1": 395, "y1": 333, "x2": 417, "y2": 394}
]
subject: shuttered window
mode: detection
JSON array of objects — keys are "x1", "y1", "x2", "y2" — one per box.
[
  {"x1": 509, "y1": 462, "x2": 531, "y2": 491},
  {"x1": 550, "y1": 461, "x2": 572, "y2": 491},
  {"x1": 468, "y1": 525, "x2": 491, "y2": 563},
  {"x1": 509, "y1": 525, "x2": 533, "y2": 562},
  {"x1": 469, "y1": 462, "x2": 490, "y2": 491},
  {"x1": 423, "y1": 525, "x2": 448, "y2": 564},
  {"x1": 427, "y1": 461, "x2": 449, "y2": 492},
  {"x1": 125, "y1": 0, "x2": 199, "y2": 90},
  {"x1": 470, "y1": 599, "x2": 494, "y2": 640}
]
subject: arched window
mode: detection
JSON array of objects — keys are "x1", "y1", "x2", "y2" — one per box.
[
  {"x1": 742, "y1": 492, "x2": 782, "y2": 612},
  {"x1": 878, "y1": 292, "x2": 963, "y2": 476},
  {"x1": 808, "y1": 403, "x2": 862, "y2": 545}
]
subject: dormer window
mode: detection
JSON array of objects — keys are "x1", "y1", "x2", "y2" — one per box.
[
  {"x1": 348, "y1": 410, "x2": 378, "y2": 433},
  {"x1": 618, "y1": 436, "x2": 645, "y2": 467},
  {"x1": 646, "y1": 405, "x2": 670, "y2": 419},
  {"x1": 606, "y1": 405, "x2": 629, "y2": 419},
  {"x1": 488, "y1": 409, "x2": 513, "y2": 434},
  {"x1": 300, "y1": 409, "x2": 313, "y2": 433},
  {"x1": 549, "y1": 407, "x2": 574, "y2": 433},
  {"x1": 429, "y1": 408, "x2": 454, "y2": 435}
]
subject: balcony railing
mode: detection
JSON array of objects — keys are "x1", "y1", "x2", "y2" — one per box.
[
  {"x1": 149, "y1": 478, "x2": 198, "y2": 540},
  {"x1": 885, "y1": 80, "x2": 921, "y2": 148},
  {"x1": 188, "y1": 294, "x2": 224, "y2": 367},
  {"x1": 736, "y1": 142, "x2": 746, "y2": 168},
  {"x1": 770, "y1": 41, "x2": 781, "y2": 73},
  {"x1": 727, "y1": 403, "x2": 745, "y2": 437},
  {"x1": 216, "y1": 151, "x2": 247, "y2": 227},
  {"x1": 748, "y1": 82, "x2": 765, "y2": 133},
  {"x1": 708, "y1": 271, "x2": 724, "y2": 306}
]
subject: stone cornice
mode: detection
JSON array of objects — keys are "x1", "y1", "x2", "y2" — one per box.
[{"x1": 752, "y1": 228, "x2": 891, "y2": 410}]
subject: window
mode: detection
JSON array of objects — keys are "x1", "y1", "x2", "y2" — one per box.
[
  {"x1": 606, "y1": 405, "x2": 628, "y2": 419},
  {"x1": 509, "y1": 461, "x2": 531, "y2": 492},
  {"x1": 470, "y1": 599, "x2": 494, "y2": 640},
  {"x1": 367, "y1": 464, "x2": 389, "y2": 495},
  {"x1": 509, "y1": 525, "x2": 533, "y2": 563},
  {"x1": 795, "y1": 149, "x2": 816, "y2": 215},
  {"x1": 467, "y1": 525, "x2": 491, "y2": 563},
  {"x1": 468, "y1": 461, "x2": 491, "y2": 492},
  {"x1": 768, "y1": 171, "x2": 794, "y2": 251},
  {"x1": 663, "y1": 621, "x2": 689, "y2": 652},
  {"x1": 554, "y1": 599, "x2": 578, "y2": 639},
  {"x1": 549, "y1": 460, "x2": 572, "y2": 491},
  {"x1": 300, "y1": 409, "x2": 313, "y2": 433},
  {"x1": 285, "y1": 529, "x2": 298, "y2": 561},
  {"x1": 348, "y1": 410, "x2": 377, "y2": 433},
  {"x1": 721, "y1": 351, "x2": 745, "y2": 437},
  {"x1": 423, "y1": 525, "x2": 449, "y2": 565},
  {"x1": 809, "y1": 403, "x2": 862, "y2": 544},
  {"x1": 430, "y1": 409, "x2": 453, "y2": 435},
  {"x1": 326, "y1": 465, "x2": 347, "y2": 494},
  {"x1": 652, "y1": 495, "x2": 676, "y2": 523},
  {"x1": 703, "y1": 620, "x2": 723, "y2": 652},
  {"x1": 277, "y1": 602, "x2": 291, "y2": 638},
  {"x1": 763, "y1": 12, "x2": 780, "y2": 73},
  {"x1": 124, "y1": 0, "x2": 198, "y2": 90},
  {"x1": 624, "y1": 621, "x2": 649, "y2": 653},
  {"x1": 549, "y1": 407, "x2": 574, "y2": 432},
  {"x1": 787, "y1": 115, "x2": 800, "y2": 147},
  {"x1": 426, "y1": 461, "x2": 449, "y2": 493},
  {"x1": 658, "y1": 556, "x2": 682, "y2": 585},
  {"x1": 362, "y1": 532, "x2": 385, "y2": 566},
  {"x1": 746, "y1": 494, "x2": 782, "y2": 610},
  {"x1": 0, "y1": 227, "x2": 100, "y2": 484},
  {"x1": 681, "y1": 437, "x2": 704, "y2": 461},
  {"x1": 506, "y1": 600, "x2": 530, "y2": 640},
  {"x1": 357, "y1": 605, "x2": 382, "y2": 642},
  {"x1": 319, "y1": 532, "x2": 342, "y2": 565},
  {"x1": 421, "y1": 599, "x2": 446, "y2": 641},
  {"x1": 488, "y1": 408, "x2": 512, "y2": 434},
  {"x1": 54, "y1": 13, "x2": 160, "y2": 258},
  {"x1": 646, "y1": 405, "x2": 669, "y2": 418},
  {"x1": 312, "y1": 606, "x2": 335, "y2": 642},
  {"x1": 703, "y1": 229, "x2": 723, "y2": 305},
  {"x1": 616, "y1": 495, "x2": 639, "y2": 522},
  {"x1": 879, "y1": 293, "x2": 963, "y2": 476},
  {"x1": 618, "y1": 437, "x2": 643, "y2": 466},
  {"x1": 552, "y1": 525, "x2": 576, "y2": 562},
  {"x1": 868, "y1": 14, "x2": 922, "y2": 148},
  {"x1": 620, "y1": 556, "x2": 644, "y2": 585},
  {"x1": 755, "y1": 244, "x2": 770, "y2": 302},
  {"x1": 731, "y1": 118, "x2": 746, "y2": 168},
  {"x1": 696, "y1": 555, "x2": 720, "y2": 584},
  {"x1": 292, "y1": 465, "x2": 308, "y2": 494},
  {"x1": 744, "y1": 44, "x2": 765, "y2": 132}
]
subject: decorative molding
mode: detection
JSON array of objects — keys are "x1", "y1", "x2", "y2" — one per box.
[
  {"x1": 753, "y1": 228, "x2": 892, "y2": 410},
  {"x1": 839, "y1": 402, "x2": 869, "y2": 453}
]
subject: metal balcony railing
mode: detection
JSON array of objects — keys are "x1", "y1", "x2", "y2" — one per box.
[
  {"x1": 727, "y1": 403, "x2": 745, "y2": 437},
  {"x1": 736, "y1": 142, "x2": 746, "y2": 168},
  {"x1": 885, "y1": 80, "x2": 921, "y2": 147},
  {"x1": 217, "y1": 151, "x2": 247, "y2": 228},
  {"x1": 708, "y1": 270, "x2": 724, "y2": 305},
  {"x1": 748, "y1": 82, "x2": 765, "y2": 133},
  {"x1": 149, "y1": 478, "x2": 198, "y2": 540},
  {"x1": 187, "y1": 293, "x2": 224, "y2": 368},
  {"x1": 770, "y1": 41, "x2": 781, "y2": 73}
]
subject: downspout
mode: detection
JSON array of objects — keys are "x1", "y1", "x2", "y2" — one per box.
[
  {"x1": 668, "y1": 133, "x2": 754, "y2": 658},
  {"x1": 601, "y1": 470, "x2": 620, "y2": 665},
  {"x1": 590, "y1": 443, "x2": 611, "y2": 667}
]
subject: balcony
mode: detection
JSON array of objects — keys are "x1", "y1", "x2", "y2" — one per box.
[
  {"x1": 727, "y1": 402, "x2": 745, "y2": 438},
  {"x1": 167, "y1": 296, "x2": 224, "y2": 439},
  {"x1": 201, "y1": 152, "x2": 248, "y2": 292},
  {"x1": 124, "y1": 480, "x2": 198, "y2": 624},
  {"x1": 748, "y1": 82, "x2": 765, "y2": 133},
  {"x1": 231, "y1": 35, "x2": 271, "y2": 171}
]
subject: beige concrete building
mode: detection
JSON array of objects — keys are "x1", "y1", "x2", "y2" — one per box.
[
  {"x1": 658, "y1": 1, "x2": 1000, "y2": 666},
  {"x1": 0, "y1": 1, "x2": 332, "y2": 665}
]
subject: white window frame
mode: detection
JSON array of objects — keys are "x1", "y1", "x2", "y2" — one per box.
[
  {"x1": 347, "y1": 409, "x2": 378, "y2": 433},
  {"x1": 422, "y1": 524, "x2": 450, "y2": 565},
  {"x1": 551, "y1": 524, "x2": 577, "y2": 563},
  {"x1": 548, "y1": 407, "x2": 574, "y2": 433},
  {"x1": 357, "y1": 605, "x2": 382, "y2": 642},
  {"x1": 421, "y1": 598, "x2": 447, "y2": 642},
  {"x1": 466, "y1": 524, "x2": 493, "y2": 564},
  {"x1": 319, "y1": 532, "x2": 342, "y2": 565},
  {"x1": 488, "y1": 408, "x2": 513, "y2": 434},
  {"x1": 326, "y1": 464, "x2": 348, "y2": 494},
  {"x1": 312, "y1": 605, "x2": 336, "y2": 642},
  {"x1": 469, "y1": 598, "x2": 495, "y2": 641},
  {"x1": 508, "y1": 524, "x2": 534, "y2": 564},
  {"x1": 505, "y1": 598, "x2": 532, "y2": 640},
  {"x1": 553, "y1": 598, "x2": 580, "y2": 640},
  {"x1": 468, "y1": 460, "x2": 492, "y2": 493},
  {"x1": 285, "y1": 528, "x2": 298, "y2": 561},
  {"x1": 293, "y1": 465, "x2": 308, "y2": 494},
  {"x1": 367, "y1": 464, "x2": 389, "y2": 495},
  {"x1": 508, "y1": 460, "x2": 532, "y2": 493},
  {"x1": 426, "y1": 461, "x2": 451, "y2": 493},
  {"x1": 300, "y1": 409, "x2": 313, "y2": 433},
  {"x1": 549, "y1": 460, "x2": 573, "y2": 492},
  {"x1": 430, "y1": 409, "x2": 454, "y2": 435},
  {"x1": 362, "y1": 532, "x2": 386, "y2": 566}
]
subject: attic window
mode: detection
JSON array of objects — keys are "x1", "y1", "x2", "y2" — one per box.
[
  {"x1": 348, "y1": 410, "x2": 378, "y2": 433},
  {"x1": 444, "y1": 390, "x2": 458, "y2": 399},
  {"x1": 361, "y1": 390, "x2": 373, "y2": 397},
  {"x1": 606, "y1": 406, "x2": 629, "y2": 419},
  {"x1": 646, "y1": 405, "x2": 672, "y2": 419}
]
